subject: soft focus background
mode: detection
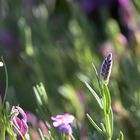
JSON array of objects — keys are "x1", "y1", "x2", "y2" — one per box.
[{"x1": 0, "y1": 0, "x2": 140, "y2": 139}]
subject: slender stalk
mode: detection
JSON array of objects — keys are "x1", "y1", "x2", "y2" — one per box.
[
  {"x1": 105, "y1": 114, "x2": 111, "y2": 138},
  {"x1": 70, "y1": 134, "x2": 76, "y2": 140},
  {"x1": 12, "y1": 124, "x2": 26, "y2": 140},
  {"x1": 1, "y1": 57, "x2": 8, "y2": 105},
  {"x1": 1, "y1": 126, "x2": 5, "y2": 140}
]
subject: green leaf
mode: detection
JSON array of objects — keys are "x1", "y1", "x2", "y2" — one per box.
[
  {"x1": 33, "y1": 86, "x2": 43, "y2": 106},
  {"x1": 100, "y1": 123, "x2": 106, "y2": 133},
  {"x1": 92, "y1": 63, "x2": 103, "y2": 97},
  {"x1": 119, "y1": 131, "x2": 124, "y2": 140},
  {"x1": 33, "y1": 83, "x2": 48, "y2": 106},
  {"x1": 36, "y1": 83, "x2": 48, "y2": 104},
  {"x1": 87, "y1": 114, "x2": 103, "y2": 135},
  {"x1": 103, "y1": 84, "x2": 111, "y2": 114},
  {"x1": 85, "y1": 82, "x2": 103, "y2": 109}
]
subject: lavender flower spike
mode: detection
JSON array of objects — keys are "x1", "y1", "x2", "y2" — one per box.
[{"x1": 100, "y1": 53, "x2": 113, "y2": 85}]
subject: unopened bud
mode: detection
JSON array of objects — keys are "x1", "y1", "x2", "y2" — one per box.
[{"x1": 100, "y1": 53, "x2": 113, "y2": 85}]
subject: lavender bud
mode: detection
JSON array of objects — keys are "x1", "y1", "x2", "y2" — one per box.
[{"x1": 100, "y1": 53, "x2": 113, "y2": 84}]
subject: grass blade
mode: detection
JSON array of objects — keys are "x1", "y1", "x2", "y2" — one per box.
[
  {"x1": 87, "y1": 114, "x2": 103, "y2": 135},
  {"x1": 85, "y1": 82, "x2": 103, "y2": 109}
]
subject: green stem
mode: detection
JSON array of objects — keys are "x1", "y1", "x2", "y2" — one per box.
[
  {"x1": 62, "y1": 133, "x2": 67, "y2": 140},
  {"x1": 105, "y1": 113, "x2": 112, "y2": 140},
  {"x1": 70, "y1": 134, "x2": 76, "y2": 140},
  {"x1": 1, "y1": 57, "x2": 8, "y2": 105},
  {"x1": 1, "y1": 126, "x2": 5, "y2": 140},
  {"x1": 12, "y1": 124, "x2": 26, "y2": 140}
]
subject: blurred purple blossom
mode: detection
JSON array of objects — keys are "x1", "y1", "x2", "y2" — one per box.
[
  {"x1": 26, "y1": 112, "x2": 49, "y2": 139},
  {"x1": 75, "y1": 0, "x2": 131, "y2": 14},
  {"x1": 118, "y1": 0, "x2": 134, "y2": 38},
  {"x1": 116, "y1": 33, "x2": 127, "y2": 47},
  {"x1": 27, "y1": 112, "x2": 38, "y2": 127},
  {"x1": 37, "y1": 120, "x2": 48, "y2": 136},
  {"x1": 119, "y1": 0, "x2": 129, "y2": 7},
  {"x1": 100, "y1": 41, "x2": 114, "y2": 57},
  {"x1": 51, "y1": 113, "x2": 74, "y2": 134},
  {"x1": 0, "y1": 30, "x2": 21, "y2": 63},
  {"x1": 75, "y1": 0, "x2": 115, "y2": 14},
  {"x1": 77, "y1": 90, "x2": 85, "y2": 104},
  {"x1": 75, "y1": 0, "x2": 134, "y2": 39},
  {"x1": 11, "y1": 106, "x2": 28, "y2": 137},
  {"x1": 26, "y1": 112, "x2": 49, "y2": 137},
  {"x1": 0, "y1": 30, "x2": 19, "y2": 49},
  {"x1": 29, "y1": 127, "x2": 40, "y2": 140},
  {"x1": 119, "y1": 0, "x2": 133, "y2": 26}
]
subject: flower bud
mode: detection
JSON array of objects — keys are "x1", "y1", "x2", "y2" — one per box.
[{"x1": 100, "y1": 53, "x2": 113, "y2": 85}]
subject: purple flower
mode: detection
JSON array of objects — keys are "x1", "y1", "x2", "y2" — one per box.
[
  {"x1": 100, "y1": 41, "x2": 114, "y2": 57},
  {"x1": 0, "y1": 30, "x2": 19, "y2": 49},
  {"x1": 26, "y1": 112, "x2": 37, "y2": 127},
  {"x1": 75, "y1": 0, "x2": 115, "y2": 14},
  {"x1": 119, "y1": 0, "x2": 129, "y2": 7},
  {"x1": 11, "y1": 106, "x2": 28, "y2": 136},
  {"x1": 100, "y1": 53, "x2": 113, "y2": 85},
  {"x1": 37, "y1": 120, "x2": 49, "y2": 136},
  {"x1": 59, "y1": 124, "x2": 72, "y2": 135},
  {"x1": 51, "y1": 113, "x2": 74, "y2": 134}
]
